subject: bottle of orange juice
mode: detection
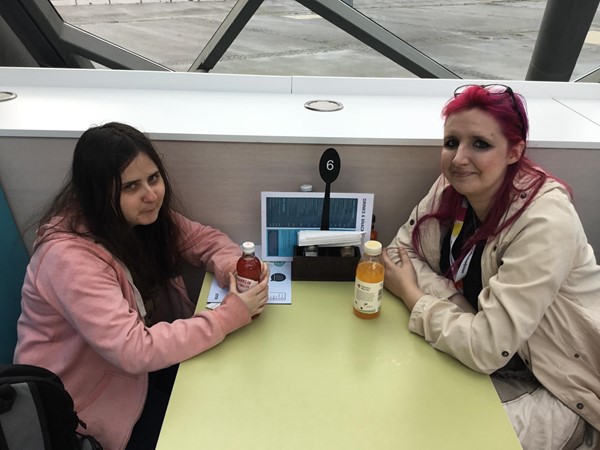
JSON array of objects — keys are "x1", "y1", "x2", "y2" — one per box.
[{"x1": 353, "y1": 240, "x2": 384, "y2": 319}]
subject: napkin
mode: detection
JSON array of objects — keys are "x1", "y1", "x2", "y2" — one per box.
[{"x1": 297, "y1": 230, "x2": 364, "y2": 247}]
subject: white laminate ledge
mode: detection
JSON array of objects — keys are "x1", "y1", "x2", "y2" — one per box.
[
  {"x1": 1, "y1": 67, "x2": 600, "y2": 147},
  {"x1": 554, "y1": 98, "x2": 600, "y2": 128},
  {"x1": 0, "y1": 67, "x2": 292, "y2": 93}
]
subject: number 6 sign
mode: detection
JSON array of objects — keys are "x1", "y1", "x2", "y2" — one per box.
[{"x1": 319, "y1": 147, "x2": 341, "y2": 230}]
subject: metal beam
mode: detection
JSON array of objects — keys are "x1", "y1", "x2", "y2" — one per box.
[
  {"x1": 5, "y1": 0, "x2": 458, "y2": 77},
  {"x1": 0, "y1": 0, "x2": 84, "y2": 67},
  {"x1": 190, "y1": 0, "x2": 457, "y2": 78},
  {"x1": 574, "y1": 66, "x2": 600, "y2": 83},
  {"x1": 59, "y1": 23, "x2": 170, "y2": 71},
  {"x1": 295, "y1": 0, "x2": 458, "y2": 79},
  {"x1": 1, "y1": 0, "x2": 169, "y2": 71},
  {"x1": 189, "y1": 0, "x2": 265, "y2": 72},
  {"x1": 526, "y1": 0, "x2": 600, "y2": 81}
]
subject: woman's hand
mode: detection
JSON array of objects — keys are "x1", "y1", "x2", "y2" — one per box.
[
  {"x1": 229, "y1": 262, "x2": 269, "y2": 318},
  {"x1": 382, "y1": 247, "x2": 424, "y2": 311}
]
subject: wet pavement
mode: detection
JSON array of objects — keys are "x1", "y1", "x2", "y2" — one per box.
[{"x1": 53, "y1": 0, "x2": 600, "y2": 80}]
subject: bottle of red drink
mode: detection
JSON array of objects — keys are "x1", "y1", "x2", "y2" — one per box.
[{"x1": 236, "y1": 242, "x2": 261, "y2": 292}]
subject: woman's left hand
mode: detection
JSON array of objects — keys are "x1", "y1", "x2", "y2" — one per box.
[{"x1": 382, "y1": 247, "x2": 424, "y2": 311}]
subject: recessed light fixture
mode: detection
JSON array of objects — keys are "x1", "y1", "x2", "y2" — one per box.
[
  {"x1": 0, "y1": 91, "x2": 17, "y2": 102},
  {"x1": 304, "y1": 99, "x2": 343, "y2": 112}
]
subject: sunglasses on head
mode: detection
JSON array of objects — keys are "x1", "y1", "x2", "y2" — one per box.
[{"x1": 454, "y1": 84, "x2": 526, "y2": 140}]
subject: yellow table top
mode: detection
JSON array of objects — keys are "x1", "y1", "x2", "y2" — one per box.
[{"x1": 156, "y1": 276, "x2": 521, "y2": 450}]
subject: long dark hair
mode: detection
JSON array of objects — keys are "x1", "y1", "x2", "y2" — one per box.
[
  {"x1": 37, "y1": 122, "x2": 184, "y2": 314},
  {"x1": 412, "y1": 85, "x2": 571, "y2": 275}
]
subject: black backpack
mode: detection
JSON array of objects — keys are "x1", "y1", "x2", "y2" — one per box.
[{"x1": 0, "y1": 364, "x2": 103, "y2": 450}]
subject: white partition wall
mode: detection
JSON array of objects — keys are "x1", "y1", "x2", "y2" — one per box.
[{"x1": 1, "y1": 67, "x2": 600, "y2": 253}]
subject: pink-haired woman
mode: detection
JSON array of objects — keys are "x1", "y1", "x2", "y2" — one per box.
[{"x1": 385, "y1": 85, "x2": 599, "y2": 450}]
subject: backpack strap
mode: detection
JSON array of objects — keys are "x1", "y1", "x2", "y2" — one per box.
[
  {"x1": 0, "y1": 384, "x2": 16, "y2": 414},
  {"x1": 0, "y1": 381, "x2": 48, "y2": 449}
]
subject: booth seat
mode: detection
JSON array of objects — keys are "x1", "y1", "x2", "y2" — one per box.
[{"x1": 0, "y1": 184, "x2": 29, "y2": 364}]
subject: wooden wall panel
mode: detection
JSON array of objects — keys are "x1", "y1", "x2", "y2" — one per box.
[{"x1": 1, "y1": 137, "x2": 598, "y2": 255}]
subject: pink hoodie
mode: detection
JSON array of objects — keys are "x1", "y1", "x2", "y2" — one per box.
[{"x1": 14, "y1": 212, "x2": 251, "y2": 450}]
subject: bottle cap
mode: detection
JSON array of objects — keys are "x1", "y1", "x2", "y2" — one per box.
[
  {"x1": 300, "y1": 184, "x2": 313, "y2": 192},
  {"x1": 363, "y1": 240, "x2": 382, "y2": 256},
  {"x1": 241, "y1": 241, "x2": 255, "y2": 254}
]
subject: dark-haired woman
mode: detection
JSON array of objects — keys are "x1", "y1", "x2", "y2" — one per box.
[
  {"x1": 384, "y1": 85, "x2": 599, "y2": 449},
  {"x1": 14, "y1": 122, "x2": 269, "y2": 450}
]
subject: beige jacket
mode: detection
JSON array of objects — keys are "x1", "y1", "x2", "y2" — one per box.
[{"x1": 389, "y1": 175, "x2": 600, "y2": 429}]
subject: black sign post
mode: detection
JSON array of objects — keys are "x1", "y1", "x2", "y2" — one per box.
[{"x1": 319, "y1": 147, "x2": 341, "y2": 231}]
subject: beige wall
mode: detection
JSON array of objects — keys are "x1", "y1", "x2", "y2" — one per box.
[{"x1": 1, "y1": 137, "x2": 599, "y2": 255}]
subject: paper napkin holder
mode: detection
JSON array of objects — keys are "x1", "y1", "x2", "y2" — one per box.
[{"x1": 291, "y1": 245, "x2": 360, "y2": 281}]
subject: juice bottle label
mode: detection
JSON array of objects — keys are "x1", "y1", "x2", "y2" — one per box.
[
  {"x1": 236, "y1": 275, "x2": 258, "y2": 293},
  {"x1": 353, "y1": 279, "x2": 383, "y2": 313}
]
